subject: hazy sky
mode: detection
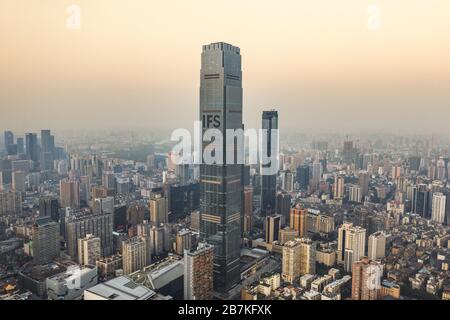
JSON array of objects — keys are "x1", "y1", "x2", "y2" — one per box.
[{"x1": 1, "y1": 0, "x2": 450, "y2": 134}]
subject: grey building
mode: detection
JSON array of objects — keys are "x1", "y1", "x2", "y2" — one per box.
[
  {"x1": 199, "y1": 42, "x2": 243, "y2": 293},
  {"x1": 65, "y1": 210, "x2": 113, "y2": 259},
  {"x1": 261, "y1": 110, "x2": 278, "y2": 215}
]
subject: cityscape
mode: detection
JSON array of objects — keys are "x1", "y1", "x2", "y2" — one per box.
[{"x1": 1, "y1": 0, "x2": 450, "y2": 305}]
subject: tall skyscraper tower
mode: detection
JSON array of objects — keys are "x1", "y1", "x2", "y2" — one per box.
[
  {"x1": 261, "y1": 110, "x2": 278, "y2": 215},
  {"x1": 199, "y1": 42, "x2": 243, "y2": 294},
  {"x1": 25, "y1": 133, "x2": 39, "y2": 164}
]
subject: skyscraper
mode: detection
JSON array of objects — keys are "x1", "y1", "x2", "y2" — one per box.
[
  {"x1": 431, "y1": 192, "x2": 446, "y2": 224},
  {"x1": 333, "y1": 175, "x2": 345, "y2": 199},
  {"x1": 4, "y1": 131, "x2": 14, "y2": 151},
  {"x1": 243, "y1": 186, "x2": 253, "y2": 234},
  {"x1": 337, "y1": 222, "x2": 366, "y2": 272},
  {"x1": 25, "y1": 133, "x2": 39, "y2": 164},
  {"x1": 368, "y1": 231, "x2": 386, "y2": 261},
  {"x1": 296, "y1": 165, "x2": 310, "y2": 190},
  {"x1": 40, "y1": 129, "x2": 55, "y2": 171},
  {"x1": 199, "y1": 42, "x2": 243, "y2": 293},
  {"x1": 261, "y1": 110, "x2": 278, "y2": 215},
  {"x1": 343, "y1": 140, "x2": 354, "y2": 165},
  {"x1": 184, "y1": 242, "x2": 214, "y2": 300},
  {"x1": 150, "y1": 195, "x2": 168, "y2": 226},
  {"x1": 32, "y1": 217, "x2": 60, "y2": 265}
]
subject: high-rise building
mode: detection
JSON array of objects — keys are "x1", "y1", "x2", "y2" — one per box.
[
  {"x1": 348, "y1": 184, "x2": 362, "y2": 203},
  {"x1": 60, "y1": 178, "x2": 80, "y2": 209},
  {"x1": 65, "y1": 210, "x2": 113, "y2": 259},
  {"x1": 368, "y1": 231, "x2": 386, "y2": 261},
  {"x1": 333, "y1": 175, "x2": 345, "y2": 199},
  {"x1": 175, "y1": 229, "x2": 192, "y2": 256},
  {"x1": 343, "y1": 140, "x2": 354, "y2": 165},
  {"x1": 276, "y1": 191, "x2": 291, "y2": 221},
  {"x1": 289, "y1": 206, "x2": 307, "y2": 237},
  {"x1": 281, "y1": 170, "x2": 294, "y2": 192},
  {"x1": 4, "y1": 131, "x2": 14, "y2": 152},
  {"x1": 282, "y1": 238, "x2": 316, "y2": 283},
  {"x1": 243, "y1": 186, "x2": 253, "y2": 234},
  {"x1": 78, "y1": 234, "x2": 101, "y2": 266},
  {"x1": 412, "y1": 184, "x2": 431, "y2": 218},
  {"x1": 184, "y1": 242, "x2": 214, "y2": 300},
  {"x1": 296, "y1": 165, "x2": 310, "y2": 190},
  {"x1": 199, "y1": 42, "x2": 242, "y2": 293},
  {"x1": 351, "y1": 257, "x2": 383, "y2": 300},
  {"x1": 32, "y1": 217, "x2": 60, "y2": 264},
  {"x1": 25, "y1": 133, "x2": 39, "y2": 164},
  {"x1": 93, "y1": 197, "x2": 114, "y2": 215},
  {"x1": 261, "y1": 110, "x2": 278, "y2": 215},
  {"x1": 358, "y1": 171, "x2": 369, "y2": 198},
  {"x1": 337, "y1": 223, "x2": 366, "y2": 272},
  {"x1": 39, "y1": 197, "x2": 59, "y2": 221},
  {"x1": 12, "y1": 170, "x2": 26, "y2": 192},
  {"x1": 265, "y1": 214, "x2": 282, "y2": 244},
  {"x1": 16, "y1": 137, "x2": 24, "y2": 154},
  {"x1": 0, "y1": 190, "x2": 22, "y2": 215},
  {"x1": 122, "y1": 236, "x2": 147, "y2": 275},
  {"x1": 431, "y1": 192, "x2": 446, "y2": 224},
  {"x1": 150, "y1": 195, "x2": 168, "y2": 226}
]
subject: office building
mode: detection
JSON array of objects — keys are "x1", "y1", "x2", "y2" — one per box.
[
  {"x1": 25, "y1": 133, "x2": 39, "y2": 164},
  {"x1": 243, "y1": 186, "x2": 253, "y2": 234},
  {"x1": 261, "y1": 110, "x2": 278, "y2": 215},
  {"x1": 32, "y1": 217, "x2": 60, "y2": 264},
  {"x1": 199, "y1": 42, "x2": 243, "y2": 293}
]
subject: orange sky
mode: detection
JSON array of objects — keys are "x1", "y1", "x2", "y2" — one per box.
[{"x1": 1, "y1": 0, "x2": 450, "y2": 133}]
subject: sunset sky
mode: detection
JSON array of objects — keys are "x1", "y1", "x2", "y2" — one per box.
[{"x1": 1, "y1": 0, "x2": 450, "y2": 133}]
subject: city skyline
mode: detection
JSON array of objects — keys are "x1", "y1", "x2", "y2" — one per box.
[
  {"x1": 2, "y1": 0, "x2": 450, "y2": 305},
  {"x1": 1, "y1": 0, "x2": 450, "y2": 133}
]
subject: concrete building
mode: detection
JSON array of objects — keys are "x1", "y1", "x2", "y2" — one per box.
[
  {"x1": 282, "y1": 238, "x2": 316, "y2": 283},
  {"x1": 78, "y1": 234, "x2": 101, "y2": 266},
  {"x1": 184, "y1": 242, "x2": 214, "y2": 300},
  {"x1": 337, "y1": 223, "x2": 366, "y2": 272}
]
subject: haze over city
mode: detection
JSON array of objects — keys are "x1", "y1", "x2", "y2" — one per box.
[{"x1": 1, "y1": 0, "x2": 450, "y2": 133}]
